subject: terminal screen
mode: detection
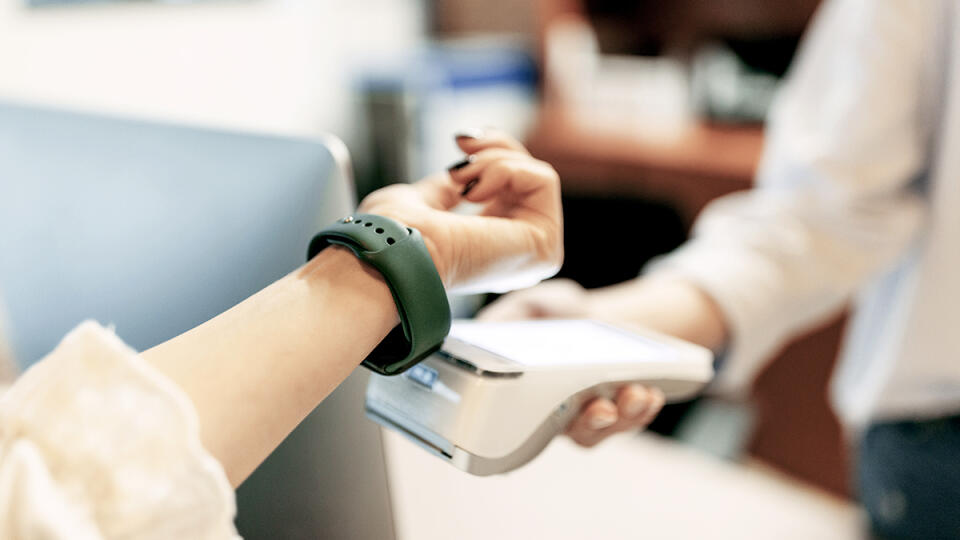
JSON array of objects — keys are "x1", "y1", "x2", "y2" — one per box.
[{"x1": 449, "y1": 319, "x2": 672, "y2": 367}]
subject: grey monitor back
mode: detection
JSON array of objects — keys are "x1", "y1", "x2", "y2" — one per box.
[{"x1": 0, "y1": 102, "x2": 396, "y2": 539}]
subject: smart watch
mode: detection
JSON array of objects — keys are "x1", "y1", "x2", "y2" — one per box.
[{"x1": 307, "y1": 214, "x2": 452, "y2": 376}]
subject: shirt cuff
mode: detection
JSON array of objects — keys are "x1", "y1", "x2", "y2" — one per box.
[{"x1": 646, "y1": 240, "x2": 799, "y2": 396}]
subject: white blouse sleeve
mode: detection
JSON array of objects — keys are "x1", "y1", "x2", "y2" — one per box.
[
  {"x1": 0, "y1": 321, "x2": 238, "y2": 539},
  {"x1": 647, "y1": 0, "x2": 937, "y2": 392}
]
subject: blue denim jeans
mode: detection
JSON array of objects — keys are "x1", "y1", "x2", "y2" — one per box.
[{"x1": 857, "y1": 415, "x2": 960, "y2": 539}]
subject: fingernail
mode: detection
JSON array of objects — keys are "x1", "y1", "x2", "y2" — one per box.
[
  {"x1": 461, "y1": 178, "x2": 479, "y2": 196},
  {"x1": 447, "y1": 154, "x2": 476, "y2": 172},
  {"x1": 455, "y1": 128, "x2": 485, "y2": 140},
  {"x1": 588, "y1": 413, "x2": 617, "y2": 430},
  {"x1": 624, "y1": 397, "x2": 647, "y2": 419},
  {"x1": 623, "y1": 386, "x2": 650, "y2": 418}
]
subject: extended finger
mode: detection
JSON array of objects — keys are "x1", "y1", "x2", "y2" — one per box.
[
  {"x1": 447, "y1": 148, "x2": 529, "y2": 186},
  {"x1": 463, "y1": 159, "x2": 556, "y2": 204},
  {"x1": 454, "y1": 128, "x2": 529, "y2": 155}
]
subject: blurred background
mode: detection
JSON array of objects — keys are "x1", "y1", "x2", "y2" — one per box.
[{"x1": 0, "y1": 0, "x2": 863, "y2": 538}]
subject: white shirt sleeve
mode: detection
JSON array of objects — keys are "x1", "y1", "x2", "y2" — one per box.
[
  {"x1": 0, "y1": 322, "x2": 238, "y2": 539},
  {"x1": 649, "y1": 0, "x2": 938, "y2": 391}
]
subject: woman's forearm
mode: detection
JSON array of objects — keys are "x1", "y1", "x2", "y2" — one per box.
[
  {"x1": 141, "y1": 246, "x2": 397, "y2": 487},
  {"x1": 586, "y1": 276, "x2": 729, "y2": 352}
]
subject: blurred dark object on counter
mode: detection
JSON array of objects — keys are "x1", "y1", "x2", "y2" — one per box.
[{"x1": 557, "y1": 195, "x2": 686, "y2": 290}]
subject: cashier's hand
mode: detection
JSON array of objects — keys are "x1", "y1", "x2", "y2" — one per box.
[
  {"x1": 358, "y1": 129, "x2": 563, "y2": 294},
  {"x1": 478, "y1": 279, "x2": 665, "y2": 448}
]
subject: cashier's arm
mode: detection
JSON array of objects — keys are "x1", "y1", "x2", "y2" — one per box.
[
  {"x1": 143, "y1": 131, "x2": 563, "y2": 486},
  {"x1": 478, "y1": 277, "x2": 726, "y2": 447}
]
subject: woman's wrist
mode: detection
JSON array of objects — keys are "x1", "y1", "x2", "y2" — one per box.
[{"x1": 296, "y1": 245, "x2": 398, "y2": 327}]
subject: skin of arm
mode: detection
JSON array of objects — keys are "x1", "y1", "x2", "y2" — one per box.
[
  {"x1": 585, "y1": 276, "x2": 728, "y2": 352},
  {"x1": 142, "y1": 246, "x2": 397, "y2": 487}
]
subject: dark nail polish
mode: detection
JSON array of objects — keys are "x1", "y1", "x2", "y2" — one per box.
[
  {"x1": 454, "y1": 128, "x2": 485, "y2": 141},
  {"x1": 447, "y1": 154, "x2": 476, "y2": 172},
  {"x1": 461, "y1": 179, "x2": 479, "y2": 196}
]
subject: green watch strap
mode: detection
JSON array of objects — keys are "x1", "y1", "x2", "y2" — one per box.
[{"x1": 307, "y1": 213, "x2": 452, "y2": 376}]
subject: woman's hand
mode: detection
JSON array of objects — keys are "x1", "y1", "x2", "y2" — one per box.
[
  {"x1": 478, "y1": 279, "x2": 666, "y2": 447},
  {"x1": 358, "y1": 130, "x2": 563, "y2": 294}
]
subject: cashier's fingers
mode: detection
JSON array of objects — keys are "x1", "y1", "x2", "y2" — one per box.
[
  {"x1": 639, "y1": 387, "x2": 665, "y2": 426},
  {"x1": 454, "y1": 128, "x2": 530, "y2": 155},
  {"x1": 616, "y1": 384, "x2": 654, "y2": 420},
  {"x1": 566, "y1": 385, "x2": 665, "y2": 448},
  {"x1": 566, "y1": 398, "x2": 620, "y2": 448}
]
